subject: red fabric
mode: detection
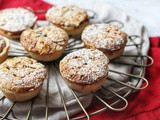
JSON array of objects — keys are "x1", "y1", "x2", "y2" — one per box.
[{"x1": 0, "y1": 0, "x2": 159, "y2": 120}]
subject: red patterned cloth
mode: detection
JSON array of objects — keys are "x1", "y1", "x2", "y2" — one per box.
[{"x1": 0, "y1": 0, "x2": 159, "y2": 119}]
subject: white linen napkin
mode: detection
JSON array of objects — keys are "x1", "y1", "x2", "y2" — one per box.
[{"x1": 0, "y1": 1, "x2": 149, "y2": 120}]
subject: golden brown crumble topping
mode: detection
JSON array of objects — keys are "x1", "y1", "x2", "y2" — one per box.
[
  {"x1": 82, "y1": 24, "x2": 127, "y2": 51},
  {"x1": 0, "y1": 8, "x2": 37, "y2": 32},
  {"x1": 60, "y1": 49, "x2": 109, "y2": 84},
  {"x1": 0, "y1": 57, "x2": 47, "y2": 93},
  {"x1": 21, "y1": 26, "x2": 69, "y2": 55},
  {"x1": 46, "y1": 5, "x2": 88, "y2": 27}
]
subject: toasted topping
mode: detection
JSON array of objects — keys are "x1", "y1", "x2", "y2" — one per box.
[
  {"x1": 46, "y1": 5, "x2": 88, "y2": 27},
  {"x1": 0, "y1": 37, "x2": 6, "y2": 53},
  {"x1": 82, "y1": 24, "x2": 127, "y2": 51},
  {"x1": 21, "y1": 26, "x2": 69, "y2": 55},
  {"x1": 0, "y1": 8, "x2": 37, "y2": 32},
  {"x1": 0, "y1": 57, "x2": 47, "y2": 93},
  {"x1": 60, "y1": 49, "x2": 109, "y2": 84}
]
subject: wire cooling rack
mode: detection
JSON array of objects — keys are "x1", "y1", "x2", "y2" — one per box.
[{"x1": 0, "y1": 9, "x2": 154, "y2": 120}]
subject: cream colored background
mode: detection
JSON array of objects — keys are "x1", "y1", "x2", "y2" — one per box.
[{"x1": 44, "y1": 0, "x2": 160, "y2": 36}]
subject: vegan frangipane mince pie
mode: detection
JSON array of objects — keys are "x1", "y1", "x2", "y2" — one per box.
[
  {"x1": 82, "y1": 24, "x2": 128, "y2": 59},
  {"x1": 20, "y1": 26, "x2": 69, "y2": 61},
  {"x1": 60, "y1": 48, "x2": 109, "y2": 93},
  {"x1": 0, "y1": 57, "x2": 47, "y2": 101},
  {"x1": 0, "y1": 35, "x2": 10, "y2": 64},
  {"x1": 0, "y1": 8, "x2": 37, "y2": 39},
  {"x1": 46, "y1": 5, "x2": 89, "y2": 36}
]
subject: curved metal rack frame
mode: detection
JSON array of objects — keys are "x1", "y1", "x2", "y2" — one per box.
[{"x1": 0, "y1": 9, "x2": 154, "y2": 120}]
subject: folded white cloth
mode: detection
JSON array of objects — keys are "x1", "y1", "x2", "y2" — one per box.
[{"x1": 0, "y1": 1, "x2": 149, "y2": 120}]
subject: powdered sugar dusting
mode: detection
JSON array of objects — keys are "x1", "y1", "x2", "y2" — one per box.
[
  {"x1": 0, "y1": 57, "x2": 46, "y2": 93},
  {"x1": 46, "y1": 5, "x2": 88, "y2": 27},
  {"x1": 0, "y1": 8, "x2": 37, "y2": 32},
  {"x1": 82, "y1": 24, "x2": 127, "y2": 51},
  {"x1": 21, "y1": 26, "x2": 69, "y2": 55},
  {"x1": 60, "y1": 49, "x2": 109, "y2": 84}
]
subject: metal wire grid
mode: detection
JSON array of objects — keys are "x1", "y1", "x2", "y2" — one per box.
[{"x1": 0, "y1": 10, "x2": 154, "y2": 120}]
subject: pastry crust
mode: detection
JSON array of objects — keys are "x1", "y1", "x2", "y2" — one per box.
[
  {"x1": 20, "y1": 26, "x2": 69, "y2": 61},
  {"x1": 0, "y1": 57, "x2": 47, "y2": 101},
  {"x1": 1, "y1": 84, "x2": 42, "y2": 102},
  {"x1": 63, "y1": 75, "x2": 107, "y2": 93},
  {"x1": 0, "y1": 8, "x2": 37, "y2": 39},
  {"x1": 84, "y1": 45, "x2": 126, "y2": 60},
  {"x1": 60, "y1": 49, "x2": 109, "y2": 93},
  {"x1": 0, "y1": 35, "x2": 10, "y2": 64},
  {"x1": 82, "y1": 24, "x2": 127, "y2": 59},
  {"x1": 54, "y1": 20, "x2": 89, "y2": 37},
  {"x1": 0, "y1": 29, "x2": 21, "y2": 39},
  {"x1": 46, "y1": 5, "x2": 89, "y2": 36}
]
